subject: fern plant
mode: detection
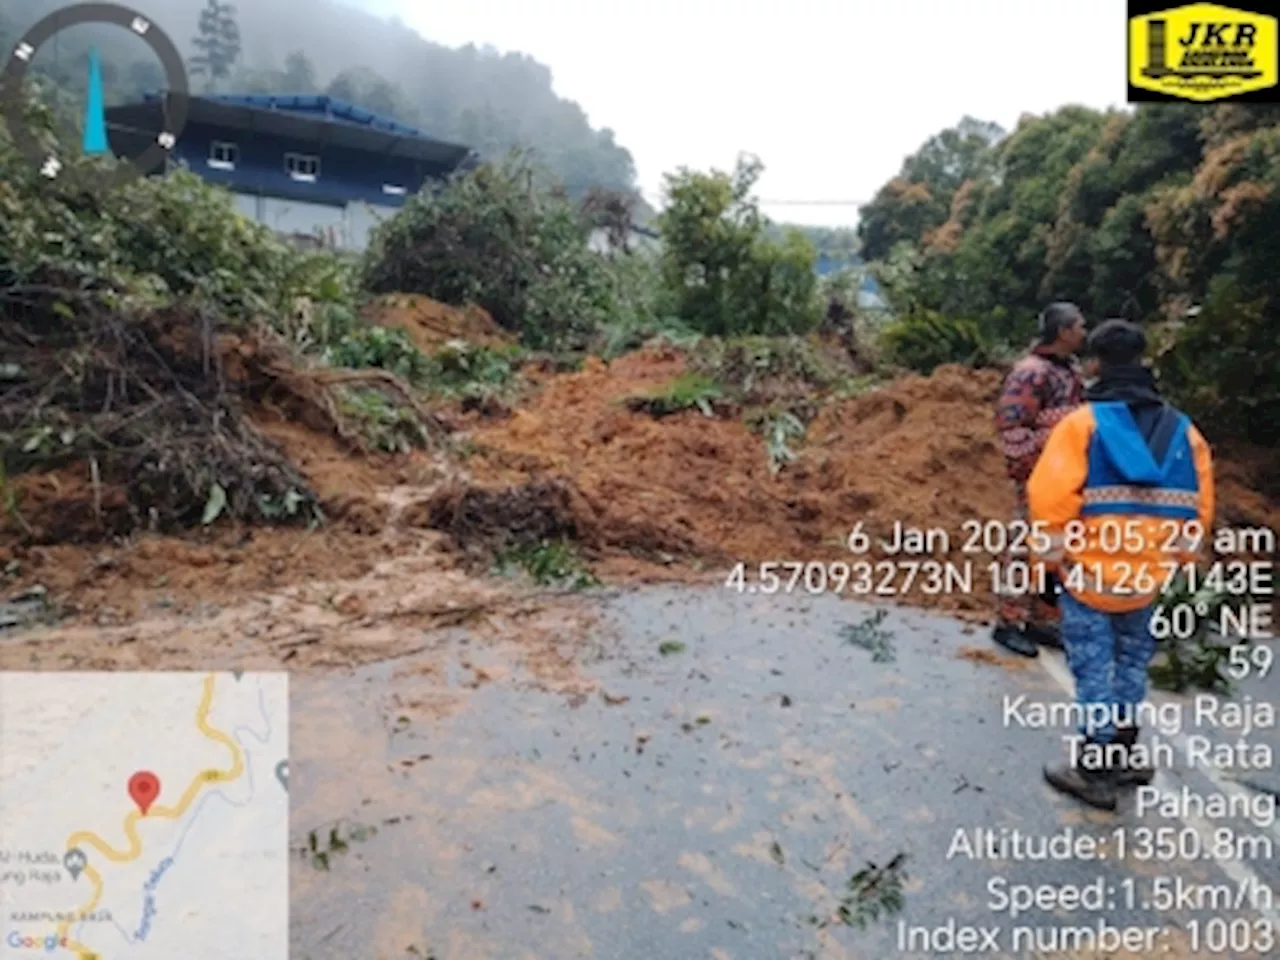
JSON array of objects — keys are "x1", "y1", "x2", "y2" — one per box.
[{"x1": 878, "y1": 310, "x2": 993, "y2": 373}]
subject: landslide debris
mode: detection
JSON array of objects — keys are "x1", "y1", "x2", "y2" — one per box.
[
  {"x1": 362, "y1": 293, "x2": 513, "y2": 354},
  {"x1": 0, "y1": 294, "x2": 438, "y2": 544},
  {"x1": 459, "y1": 350, "x2": 1279, "y2": 619}
]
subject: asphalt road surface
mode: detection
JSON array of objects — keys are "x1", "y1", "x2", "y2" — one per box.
[{"x1": 290, "y1": 586, "x2": 1279, "y2": 959}]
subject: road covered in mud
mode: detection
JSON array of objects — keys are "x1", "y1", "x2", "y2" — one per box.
[
  {"x1": 280, "y1": 585, "x2": 1279, "y2": 960},
  {"x1": 3, "y1": 349, "x2": 1278, "y2": 959}
]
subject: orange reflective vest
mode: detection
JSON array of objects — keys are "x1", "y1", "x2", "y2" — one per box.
[{"x1": 1027, "y1": 401, "x2": 1215, "y2": 613}]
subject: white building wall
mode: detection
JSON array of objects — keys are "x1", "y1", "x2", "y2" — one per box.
[
  {"x1": 346, "y1": 203, "x2": 399, "y2": 251},
  {"x1": 260, "y1": 196, "x2": 348, "y2": 248},
  {"x1": 231, "y1": 193, "x2": 261, "y2": 220},
  {"x1": 229, "y1": 193, "x2": 404, "y2": 252}
]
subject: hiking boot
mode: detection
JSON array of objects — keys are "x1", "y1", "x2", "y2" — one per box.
[
  {"x1": 1044, "y1": 760, "x2": 1117, "y2": 811},
  {"x1": 992, "y1": 624, "x2": 1039, "y2": 658},
  {"x1": 1025, "y1": 622, "x2": 1063, "y2": 650},
  {"x1": 1111, "y1": 726, "x2": 1154, "y2": 787}
]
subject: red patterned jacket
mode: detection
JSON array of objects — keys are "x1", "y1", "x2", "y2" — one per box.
[{"x1": 995, "y1": 347, "x2": 1084, "y2": 485}]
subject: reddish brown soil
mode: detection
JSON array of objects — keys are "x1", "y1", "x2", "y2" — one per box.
[
  {"x1": 460, "y1": 352, "x2": 1008, "y2": 616},
  {"x1": 362, "y1": 294, "x2": 512, "y2": 354},
  {"x1": 462, "y1": 348, "x2": 1278, "y2": 620},
  {"x1": 3, "y1": 345, "x2": 1276, "y2": 659},
  {"x1": 464, "y1": 348, "x2": 783, "y2": 554}
]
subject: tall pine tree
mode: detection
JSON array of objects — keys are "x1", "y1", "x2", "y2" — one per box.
[{"x1": 189, "y1": 0, "x2": 242, "y2": 93}]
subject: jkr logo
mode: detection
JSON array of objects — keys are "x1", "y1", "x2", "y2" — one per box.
[
  {"x1": 1177, "y1": 21, "x2": 1259, "y2": 47},
  {"x1": 1129, "y1": 3, "x2": 1279, "y2": 102}
]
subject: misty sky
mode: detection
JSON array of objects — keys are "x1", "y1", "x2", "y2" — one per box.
[{"x1": 356, "y1": 0, "x2": 1129, "y2": 226}]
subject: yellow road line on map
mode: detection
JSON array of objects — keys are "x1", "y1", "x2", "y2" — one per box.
[{"x1": 52, "y1": 673, "x2": 244, "y2": 959}]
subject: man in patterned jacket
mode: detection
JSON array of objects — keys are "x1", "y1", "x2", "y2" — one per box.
[{"x1": 991, "y1": 303, "x2": 1087, "y2": 657}]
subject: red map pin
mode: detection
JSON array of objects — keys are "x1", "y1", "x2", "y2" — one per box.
[{"x1": 128, "y1": 771, "x2": 160, "y2": 815}]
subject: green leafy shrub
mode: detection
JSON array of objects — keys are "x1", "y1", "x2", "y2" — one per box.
[
  {"x1": 758, "y1": 410, "x2": 806, "y2": 474},
  {"x1": 0, "y1": 103, "x2": 267, "y2": 308},
  {"x1": 878, "y1": 311, "x2": 993, "y2": 373},
  {"x1": 624, "y1": 373, "x2": 725, "y2": 417},
  {"x1": 336, "y1": 388, "x2": 432, "y2": 454},
  {"x1": 494, "y1": 538, "x2": 600, "y2": 589},
  {"x1": 1154, "y1": 277, "x2": 1280, "y2": 447},
  {"x1": 658, "y1": 155, "x2": 822, "y2": 336},
  {"x1": 426, "y1": 341, "x2": 524, "y2": 399},
  {"x1": 1147, "y1": 578, "x2": 1237, "y2": 693},
  {"x1": 590, "y1": 251, "x2": 691, "y2": 358},
  {"x1": 323, "y1": 326, "x2": 431, "y2": 383},
  {"x1": 689, "y1": 335, "x2": 842, "y2": 396},
  {"x1": 360, "y1": 152, "x2": 616, "y2": 351}
]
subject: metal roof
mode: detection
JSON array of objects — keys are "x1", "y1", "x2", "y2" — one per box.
[
  {"x1": 201, "y1": 94, "x2": 428, "y2": 137},
  {"x1": 105, "y1": 93, "x2": 476, "y2": 168}
]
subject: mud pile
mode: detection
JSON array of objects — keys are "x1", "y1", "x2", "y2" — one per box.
[
  {"x1": 464, "y1": 347, "x2": 787, "y2": 564},
  {"x1": 462, "y1": 350, "x2": 1279, "y2": 618},
  {"x1": 456, "y1": 351, "x2": 1001, "y2": 613},
  {"x1": 0, "y1": 299, "x2": 442, "y2": 622},
  {"x1": 362, "y1": 294, "x2": 512, "y2": 354},
  {"x1": 6, "y1": 328, "x2": 1276, "y2": 628},
  {"x1": 1, "y1": 303, "x2": 437, "y2": 543}
]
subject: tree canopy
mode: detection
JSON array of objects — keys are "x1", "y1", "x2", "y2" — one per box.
[{"x1": 858, "y1": 104, "x2": 1280, "y2": 445}]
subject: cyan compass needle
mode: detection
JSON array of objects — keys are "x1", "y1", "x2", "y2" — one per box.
[{"x1": 82, "y1": 46, "x2": 108, "y2": 156}]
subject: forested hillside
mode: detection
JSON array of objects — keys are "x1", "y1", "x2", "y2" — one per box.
[
  {"x1": 0, "y1": 0, "x2": 636, "y2": 192},
  {"x1": 858, "y1": 103, "x2": 1280, "y2": 446}
]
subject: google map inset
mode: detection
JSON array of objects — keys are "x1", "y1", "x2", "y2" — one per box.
[{"x1": 0, "y1": 672, "x2": 288, "y2": 960}]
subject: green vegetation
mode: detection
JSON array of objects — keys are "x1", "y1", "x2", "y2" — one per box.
[
  {"x1": 297, "y1": 820, "x2": 378, "y2": 871},
  {"x1": 856, "y1": 103, "x2": 1280, "y2": 445},
  {"x1": 0, "y1": 90, "x2": 438, "y2": 532},
  {"x1": 360, "y1": 150, "x2": 829, "y2": 362},
  {"x1": 624, "y1": 373, "x2": 724, "y2": 418},
  {"x1": 495, "y1": 539, "x2": 599, "y2": 589},
  {"x1": 1146, "y1": 579, "x2": 1242, "y2": 694},
  {"x1": 658, "y1": 156, "x2": 822, "y2": 337},
  {"x1": 688, "y1": 335, "x2": 845, "y2": 399},
  {"x1": 878, "y1": 311, "x2": 995, "y2": 373},
  {"x1": 361, "y1": 153, "x2": 618, "y2": 352},
  {"x1": 836, "y1": 854, "x2": 909, "y2": 929},
  {"x1": 189, "y1": 0, "x2": 243, "y2": 91},
  {"x1": 323, "y1": 326, "x2": 432, "y2": 383},
  {"x1": 840, "y1": 609, "x2": 896, "y2": 663},
  {"x1": 758, "y1": 410, "x2": 806, "y2": 474}
]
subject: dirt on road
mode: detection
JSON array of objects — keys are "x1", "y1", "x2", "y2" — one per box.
[{"x1": 3, "y1": 337, "x2": 1277, "y2": 676}]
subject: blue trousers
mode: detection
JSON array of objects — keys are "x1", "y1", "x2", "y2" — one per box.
[{"x1": 1059, "y1": 592, "x2": 1156, "y2": 742}]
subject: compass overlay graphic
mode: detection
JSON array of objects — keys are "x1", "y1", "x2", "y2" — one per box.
[{"x1": 0, "y1": 3, "x2": 190, "y2": 192}]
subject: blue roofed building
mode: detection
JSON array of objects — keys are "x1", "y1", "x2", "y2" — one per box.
[{"x1": 105, "y1": 93, "x2": 478, "y2": 251}]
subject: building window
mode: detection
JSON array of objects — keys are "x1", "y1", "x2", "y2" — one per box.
[
  {"x1": 208, "y1": 141, "x2": 238, "y2": 170},
  {"x1": 382, "y1": 184, "x2": 406, "y2": 196},
  {"x1": 285, "y1": 152, "x2": 320, "y2": 182}
]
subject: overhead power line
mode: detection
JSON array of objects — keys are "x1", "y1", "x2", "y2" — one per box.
[
  {"x1": 632, "y1": 191, "x2": 868, "y2": 208},
  {"x1": 757, "y1": 199, "x2": 868, "y2": 206}
]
